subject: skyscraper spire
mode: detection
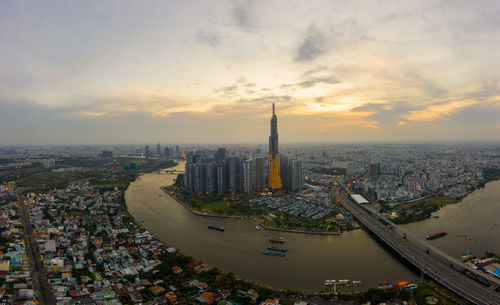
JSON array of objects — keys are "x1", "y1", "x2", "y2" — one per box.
[{"x1": 269, "y1": 101, "x2": 282, "y2": 190}]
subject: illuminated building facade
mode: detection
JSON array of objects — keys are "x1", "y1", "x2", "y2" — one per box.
[{"x1": 268, "y1": 103, "x2": 282, "y2": 190}]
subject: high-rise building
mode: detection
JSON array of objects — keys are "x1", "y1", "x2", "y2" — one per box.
[
  {"x1": 217, "y1": 163, "x2": 226, "y2": 193},
  {"x1": 228, "y1": 157, "x2": 242, "y2": 192},
  {"x1": 268, "y1": 103, "x2": 282, "y2": 190},
  {"x1": 370, "y1": 162, "x2": 381, "y2": 179},
  {"x1": 243, "y1": 159, "x2": 256, "y2": 193},
  {"x1": 164, "y1": 147, "x2": 171, "y2": 159},
  {"x1": 281, "y1": 155, "x2": 304, "y2": 192},
  {"x1": 156, "y1": 143, "x2": 161, "y2": 156},
  {"x1": 102, "y1": 150, "x2": 113, "y2": 159},
  {"x1": 144, "y1": 145, "x2": 151, "y2": 159},
  {"x1": 175, "y1": 145, "x2": 180, "y2": 159},
  {"x1": 291, "y1": 158, "x2": 304, "y2": 191},
  {"x1": 205, "y1": 162, "x2": 217, "y2": 193},
  {"x1": 254, "y1": 156, "x2": 265, "y2": 190},
  {"x1": 215, "y1": 148, "x2": 226, "y2": 161}
]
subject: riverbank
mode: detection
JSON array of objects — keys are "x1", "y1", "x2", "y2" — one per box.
[
  {"x1": 401, "y1": 179, "x2": 500, "y2": 260},
  {"x1": 391, "y1": 196, "x2": 459, "y2": 224},
  {"x1": 259, "y1": 221, "x2": 341, "y2": 235},
  {"x1": 161, "y1": 186, "x2": 347, "y2": 236},
  {"x1": 160, "y1": 186, "x2": 256, "y2": 220},
  {"x1": 126, "y1": 164, "x2": 422, "y2": 293}
]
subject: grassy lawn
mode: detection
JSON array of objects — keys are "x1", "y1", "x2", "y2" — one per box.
[
  {"x1": 202, "y1": 201, "x2": 230, "y2": 212},
  {"x1": 393, "y1": 196, "x2": 459, "y2": 224},
  {"x1": 398, "y1": 196, "x2": 457, "y2": 209}
]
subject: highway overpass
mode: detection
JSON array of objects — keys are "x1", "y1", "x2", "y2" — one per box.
[{"x1": 336, "y1": 189, "x2": 500, "y2": 305}]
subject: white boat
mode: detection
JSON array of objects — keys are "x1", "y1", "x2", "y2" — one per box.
[{"x1": 256, "y1": 226, "x2": 261, "y2": 230}]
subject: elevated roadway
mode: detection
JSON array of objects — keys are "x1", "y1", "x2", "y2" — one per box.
[{"x1": 336, "y1": 188, "x2": 500, "y2": 305}]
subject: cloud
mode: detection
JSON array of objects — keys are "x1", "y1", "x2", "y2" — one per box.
[
  {"x1": 403, "y1": 71, "x2": 448, "y2": 99},
  {"x1": 195, "y1": 30, "x2": 222, "y2": 47},
  {"x1": 214, "y1": 77, "x2": 259, "y2": 97},
  {"x1": 295, "y1": 25, "x2": 326, "y2": 62},
  {"x1": 231, "y1": 0, "x2": 253, "y2": 27},
  {"x1": 281, "y1": 76, "x2": 339, "y2": 89},
  {"x1": 363, "y1": 124, "x2": 380, "y2": 130},
  {"x1": 316, "y1": 129, "x2": 328, "y2": 132},
  {"x1": 398, "y1": 121, "x2": 408, "y2": 126},
  {"x1": 302, "y1": 66, "x2": 330, "y2": 77},
  {"x1": 402, "y1": 99, "x2": 477, "y2": 122},
  {"x1": 237, "y1": 95, "x2": 293, "y2": 106}
]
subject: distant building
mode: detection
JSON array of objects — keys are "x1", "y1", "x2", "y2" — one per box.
[
  {"x1": 215, "y1": 148, "x2": 226, "y2": 160},
  {"x1": 44, "y1": 159, "x2": 55, "y2": 169},
  {"x1": 102, "y1": 150, "x2": 113, "y2": 159},
  {"x1": 370, "y1": 163, "x2": 381, "y2": 178},
  {"x1": 156, "y1": 143, "x2": 161, "y2": 157},
  {"x1": 175, "y1": 145, "x2": 180, "y2": 159},
  {"x1": 163, "y1": 147, "x2": 171, "y2": 159},
  {"x1": 144, "y1": 145, "x2": 151, "y2": 159}
]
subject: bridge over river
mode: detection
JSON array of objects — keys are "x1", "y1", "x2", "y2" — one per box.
[{"x1": 336, "y1": 185, "x2": 500, "y2": 305}]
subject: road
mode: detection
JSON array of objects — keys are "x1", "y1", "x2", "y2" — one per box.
[
  {"x1": 335, "y1": 189, "x2": 500, "y2": 305},
  {"x1": 18, "y1": 194, "x2": 56, "y2": 305},
  {"x1": 363, "y1": 201, "x2": 500, "y2": 288}
]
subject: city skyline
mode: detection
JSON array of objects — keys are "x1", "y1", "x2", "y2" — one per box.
[{"x1": 1, "y1": 0, "x2": 500, "y2": 145}]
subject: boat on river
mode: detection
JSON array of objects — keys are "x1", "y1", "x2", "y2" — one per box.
[
  {"x1": 208, "y1": 225, "x2": 225, "y2": 232},
  {"x1": 267, "y1": 247, "x2": 287, "y2": 252},
  {"x1": 269, "y1": 237, "x2": 285, "y2": 243},
  {"x1": 263, "y1": 251, "x2": 285, "y2": 257},
  {"x1": 426, "y1": 231, "x2": 447, "y2": 240}
]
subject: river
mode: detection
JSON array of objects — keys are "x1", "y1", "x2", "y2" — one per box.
[
  {"x1": 402, "y1": 180, "x2": 500, "y2": 258},
  {"x1": 126, "y1": 162, "x2": 417, "y2": 291}
]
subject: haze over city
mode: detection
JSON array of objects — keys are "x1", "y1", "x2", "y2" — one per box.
[
  {"x1": 1, "y1": 0, "x2": 500, "y2": 145},
  {"x1": 2, "y1": 2, "x2": 500, "y2": 304}
]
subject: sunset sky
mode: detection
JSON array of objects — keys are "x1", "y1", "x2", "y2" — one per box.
[{"x1": 1, "y1": 0, "x2": 500, "y2": 145}]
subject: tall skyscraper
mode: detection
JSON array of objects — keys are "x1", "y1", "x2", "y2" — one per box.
[
  {"x1": 281, "y1": 155, "x2": 304, "y2": 192},
  {"x1": 156, "y1": 143, "x2": 161, "y2": 156},
  {"x1": 254, "y1": 156, "x2": 265, "y2": 189},
  {"x1": 175, "y1": 145, "x2": 180, "y2": 159},
  {"x1": 163, "y1": 147, "x2": 171, "y2": 159},
  {"x1": 228, "y1": 157, "x2": 242, "y2": 192},
  {"x1": 268, "y1": 103, "x2": 282, "y2": 190}
]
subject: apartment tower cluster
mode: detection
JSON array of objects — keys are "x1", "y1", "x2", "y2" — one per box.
[{"x1": 184, "y1": 103, "x2": 303, "y2": 193}]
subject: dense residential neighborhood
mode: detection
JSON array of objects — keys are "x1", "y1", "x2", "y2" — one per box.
[
  {"x1": 2, "y1": 142, "x2": 500, "y2": 305},
  {"x1": 0, "y1": 182, "x2": 38, "y2": 304},
  {"x1": 8, "y1": 181, "x2": 296, "y2": 305}
]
